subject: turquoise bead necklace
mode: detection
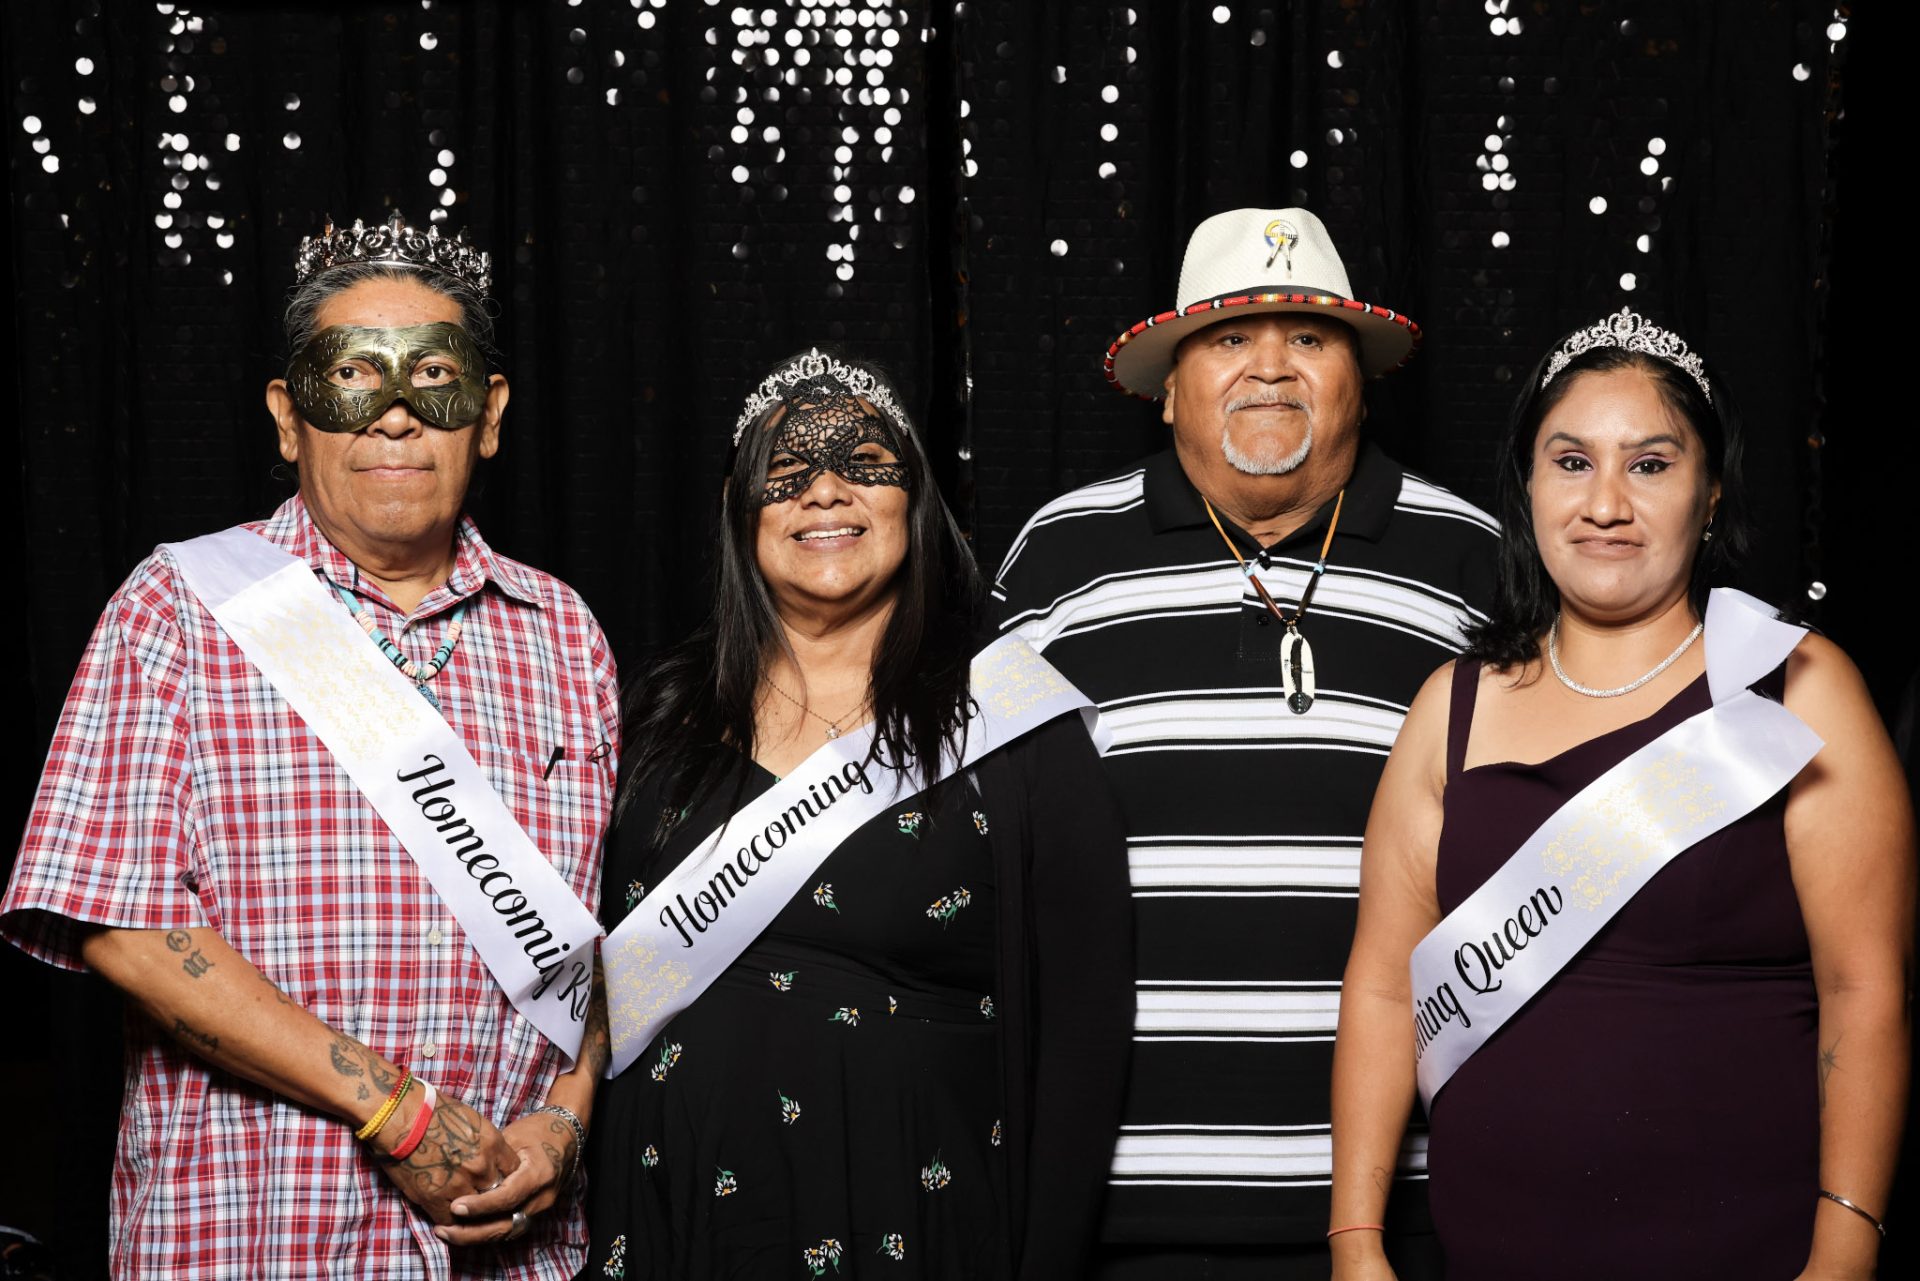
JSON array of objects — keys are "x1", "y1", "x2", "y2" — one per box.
[{"x1": 335, "y1": 585, "x2": 471, "y2": 709}]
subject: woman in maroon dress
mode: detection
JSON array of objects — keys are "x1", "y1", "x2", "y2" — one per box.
[{"x1": 1328, "y1": 311, "x2": 1912, "y2": 1281}]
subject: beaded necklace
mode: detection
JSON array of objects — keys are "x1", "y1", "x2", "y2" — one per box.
[{"x1": 335, "y1": 584, "x2": 471, "y2": 710}]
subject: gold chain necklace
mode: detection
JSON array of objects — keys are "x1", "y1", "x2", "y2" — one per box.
[
  {"x1": 764, "y1": 676, "x2": 870, "y2": 740},
  {"x1": 1202, "y1": 489, "x2": 1346, "y2": 715}
]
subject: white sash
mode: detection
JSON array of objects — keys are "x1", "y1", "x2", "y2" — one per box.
[
  {"x1": 1410, "y1": 589, "x2": 1823, "y2": 1108},
  {"x1": 604, "y1": 633, "x2": 1105, "y2": 1078},
  {"x1": 168, "y1": 527, "x2": 601, "y2": 1064}
]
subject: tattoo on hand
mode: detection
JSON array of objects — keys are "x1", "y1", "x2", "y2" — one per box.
[
  {"x1": 357, "y1": 1083, "x2": 370, "y2": 1101},
  {"x1": 181, "y1": 949, "x2": 213, "y2": 979},
  {"x1": 1818, "y1": 1039, "x2": 1840, "y2": 1109},
  {"x1": 170, "y1": 1017, "x2": 220, "y2": 1054},
  {"x1": 392, "y1": 1097, "x2": 486, "y2": 1195},
  {"x1": 164, "y1": 930, "x2": 192, "y2": 953}
]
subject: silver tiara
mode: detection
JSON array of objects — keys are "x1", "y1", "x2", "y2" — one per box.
[
  {"x1": 731, "y1": 347, "x2": 911, "y2": 444},
  {"x1": 1541, "y1": 307, "x2": 1711, "y2": 402},
  {"x1": 295, "y1": 210, "x2": 492, "y2": 294}
]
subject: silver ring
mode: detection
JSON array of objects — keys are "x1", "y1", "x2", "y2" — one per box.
[{"x1": 505, "y1": 1208, "x2": 528, "y2": 1240}]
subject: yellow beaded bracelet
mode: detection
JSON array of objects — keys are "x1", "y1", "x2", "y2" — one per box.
[{"x1": 355, "y1": 1069, "x2": 414, "y2": 1143}]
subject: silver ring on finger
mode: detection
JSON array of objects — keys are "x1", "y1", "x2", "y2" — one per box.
[{"x1": 505, "y1": 1208, "x2": 529, "y2": 1241}]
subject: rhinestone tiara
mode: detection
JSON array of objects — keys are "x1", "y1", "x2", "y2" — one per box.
[
  {"x1": 732, "y1": 347, "x2": 911, "y2": 445},
  {"x1": 294, "y1": 210, "x2": 492, "y2": 294},
  {"x1": 1541, "y1": 306, "x2": 1711, "y2": 402}
]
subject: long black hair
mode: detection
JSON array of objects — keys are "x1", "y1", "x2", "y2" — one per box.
[
  {"x1": 1463, "y1": 330, "x2": 1753, "y2": 669},
  {"x1": 617, "y1": 350, "x2": 984, "y2": 830}
]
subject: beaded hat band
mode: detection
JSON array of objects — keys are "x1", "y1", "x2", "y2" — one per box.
[
  {"x1": 732, "y1": 348, "x2": 911, "y2": 446},
  {"x1": 1541, "y1": 306, "x2": 1712, "y2": 402},
  {"x1": 295, "y1": 210, "x2": 493, "y2": 296}
]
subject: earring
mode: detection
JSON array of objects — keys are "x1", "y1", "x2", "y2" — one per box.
[{"x1": 1702, "y1": 526, "x2": 1714, "y2": 543}]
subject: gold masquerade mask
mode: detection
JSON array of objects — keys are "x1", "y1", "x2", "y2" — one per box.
[{"x1": 285, "y1": 323, "x2": 489, "y2": 433}]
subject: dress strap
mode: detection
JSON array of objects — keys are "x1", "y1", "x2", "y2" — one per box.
[{"x1": 1445, "y1": 659, "x2": 1484, "y2": 783}]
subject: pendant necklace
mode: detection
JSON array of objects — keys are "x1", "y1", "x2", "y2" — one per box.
[
  {"x1": 335, "y1": 585, "x2": 470, "y2": 710},
  {"x1": 1203, "y1": 489, "x2": 1345, "y2": 715},
  {"x1": 764, "y1": 676, "x2": 869, "y2": 740},
  {"x1": 1547, "y1": 614, "x2": 1704, "y2": 699}
]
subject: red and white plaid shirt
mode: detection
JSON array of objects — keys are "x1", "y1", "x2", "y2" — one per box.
[{"x1": 2, "y1": 497, "x2": 618, "y2": 1279}]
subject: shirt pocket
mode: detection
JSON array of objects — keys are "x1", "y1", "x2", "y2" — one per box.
[{"x1": 468, "y1": 734, "x2": 613, "y2": 906}]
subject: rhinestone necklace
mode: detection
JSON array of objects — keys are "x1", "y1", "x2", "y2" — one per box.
[{"x1": 1547, "y1": 615, "x2": 1704, "y2": 699}]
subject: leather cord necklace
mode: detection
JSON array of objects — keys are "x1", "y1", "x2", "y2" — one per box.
[{"x1": 1202, "y1": 489, "x2": 1346, "y2": 714}]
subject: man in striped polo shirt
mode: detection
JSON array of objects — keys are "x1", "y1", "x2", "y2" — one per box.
[{"x1": 993, "y1": 208, "x2": 1497, "y2": 1279}]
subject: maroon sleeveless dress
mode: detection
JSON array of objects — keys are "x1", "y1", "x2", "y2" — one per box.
[{"x1": 1426, "y1": 661, "x2": 1818, "y2": 1279}]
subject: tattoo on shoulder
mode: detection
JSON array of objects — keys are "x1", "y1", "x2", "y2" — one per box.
[{"x1": 171, "y1": 1017, "x2": 220, "y2": 1055}]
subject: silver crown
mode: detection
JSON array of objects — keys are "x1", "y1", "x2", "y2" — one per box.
[
  {"x1": 732, "y1": 348, "x2": 911, "y2": 445},
  {"x1": 1541, "y1": 306, "x2": 1711, "y2": 401},
  {"x1": 294, "y1": 210, "x2": 492, "y2": 294}
]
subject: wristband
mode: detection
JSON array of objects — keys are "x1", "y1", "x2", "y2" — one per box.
[
  {"x1": 355, "y1": 1068, "x2": 413, "y2": 1142},
  {"x1": 386, "y1": 1079, "x2": 438, "y2": 1161},
  {"x1": 1326, "y1": 1224, "x2": 1386, "y2": 1239}
]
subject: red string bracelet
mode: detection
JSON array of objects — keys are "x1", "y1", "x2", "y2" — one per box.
[
  {"x1": 386, "y1": 1079, "x2": 438, "y2": 1162},
  {"x1": 1326, "y1": 1224, "x2": 1386, "y2": 1238}
]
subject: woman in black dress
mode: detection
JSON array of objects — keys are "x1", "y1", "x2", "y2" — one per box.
[
  {"x1": 1328, "y1": 312, "x2": 1912, "y2": 1279},
  {"x1": 582, "y1": 350, "x2": 1132, "y2": 1280}
]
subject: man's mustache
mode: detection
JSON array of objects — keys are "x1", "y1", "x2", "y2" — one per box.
[{"x1": 1225, "y1": 393, "x2": 1306, "y2": 414}]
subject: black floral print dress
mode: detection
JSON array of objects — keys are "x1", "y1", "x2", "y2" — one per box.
[{"x1": 585, "y1": 756, "x2": 1010, "y2": 1280}]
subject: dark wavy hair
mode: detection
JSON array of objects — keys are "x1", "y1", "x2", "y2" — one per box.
[
  {"x1": 1463, "y1": 332, "x2": 1752, "y2": 670},
  {"x1": 616, "y1": 350, "x2": 983, "y2": 830}
]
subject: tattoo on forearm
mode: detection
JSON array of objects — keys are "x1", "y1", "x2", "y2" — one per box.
[
  {"x1": 580, "y1": 956, "x2": 612, "y2": 1078},
  {"x1": 170, "y1": 1017, "x2": 220, "y2": 1055},
  {"x1": 1371, "y1": 1165, "x2": 1391, "y2": 1195},
  {"x1": 1818, "y1": 1038, "x2": 1840, "y2": 1109},
  {"x1": 330, "y1": 1038, "x2": 364, "y2": 1078},
  {"x1": 181, "y1": 949, "x2": 213, "y2": 979},
  {"x1": 257, "y1": 970, "x2": 300, "y2": 1009},
  {"x1": 164, "y1": 930, "x2": 192, "y2": 953}
]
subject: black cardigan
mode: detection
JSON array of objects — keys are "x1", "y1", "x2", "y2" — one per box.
[{"x1": 974, "y1": 710, "x2": 1134, "y2": 1279}]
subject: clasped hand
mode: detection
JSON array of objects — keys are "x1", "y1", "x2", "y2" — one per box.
[{"x1": 376, "y1": 1092, "x2": 576, "y2": 1247}]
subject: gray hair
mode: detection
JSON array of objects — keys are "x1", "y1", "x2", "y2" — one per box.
[{"x1": 281, "y1": 261, "x2": 500, "y2": 366}]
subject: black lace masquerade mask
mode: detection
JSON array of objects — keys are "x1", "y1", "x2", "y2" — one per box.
[{"x1": 758, "y1": 387, "x2": 911, "y2": 506}]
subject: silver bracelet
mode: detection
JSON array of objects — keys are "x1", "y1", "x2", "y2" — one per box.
[
  {"x1": 1819, "y1": 1189, "x2": 1887, "y2": 1239},
  {"x1": 532, "y1": 1104, "x2": 587, "y2": 1186}
]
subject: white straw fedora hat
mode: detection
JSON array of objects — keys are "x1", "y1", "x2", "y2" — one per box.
[{"x1": 1104, "y1": 207, "x2": 1420, "y2": 399}]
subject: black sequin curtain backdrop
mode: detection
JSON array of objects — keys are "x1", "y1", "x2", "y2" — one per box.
[{"x1": 5, "y1": 1, "x2": 1897, "y2": 1275}]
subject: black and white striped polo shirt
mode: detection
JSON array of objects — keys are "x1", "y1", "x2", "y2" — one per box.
[{"x1": 992, "y1": 442, "x2": 1498, "y2": 1245}]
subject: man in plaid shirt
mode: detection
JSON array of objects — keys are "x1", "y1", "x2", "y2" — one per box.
[{"x1": 0, "y1": 216, "x2": 617, "y2": 1278}]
